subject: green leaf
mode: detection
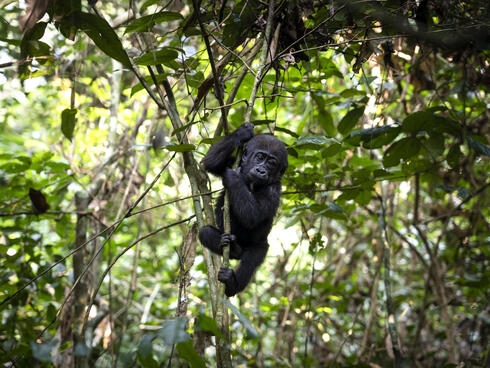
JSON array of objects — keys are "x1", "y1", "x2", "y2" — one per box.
[
  {"x1": 318, "y1": 110, "x2": 335, "y2": 136},
  {"x1": 355, "y1": 189, "x2": 372, "y2": 206},
  {"x1": 171, "y1": 121, "x2": 199, "y2": 136},
  {"x1": 165, "y1": 143, "x2": 196, "y2": 152},
  {"x1": 319, "y1": 202, "x2": 347, "y2": 220},
  {"x1": 340, "y1": 88, "x2": 366, "y2": 98},
  {"x1": 467, "y1": 136, "x2": 490, "y2": 157},
  {"x1": 196, "y1": 314, "x2": 224, "y2": 339},
  {"x1": 125, "y1": 11, "x2": 183, "y2": 33},
  {"x1": 73, "y1": 342, "x2": 89, "y2": 357},
  {"x1": 31, "y1": 340, "x2": 57, "y2": 362},
  {"x1": 156, "y1": 317, "x2": 191, "y2": 344},
  {"x1": 383, "y1": 137, "x2": 421, "y2": 167},
  {"x1": 275, "y1": 127, "x2": 299, "y2": 138},
  {"x1": 138, "y1": 333, "x2": 155, "y2": 358},
  {"x1": 401, "y1": 158, "x2": 432, "y2": 174},
  {"x1": 26, "y1": 21, "x2": 47, "y2": 41},
  {"x1": 425, "y1": 133, "x2": 445, "y2": 158},
  {"x1": 137, "y1": 334, "x2": 159, "y2": 368},
  {"x1": 338, "y1": 107, "x2": 365, "y2": 136},
  {"x1": 71, "y1": 12, "x2": 132, "y2": 68},
  {"x1": 435, "y1": 184, "x2": 471, "y2": 200},
  {"x1": 402, "y1": 111, "x2": 461, "y2": 136},
  {"x1": 295, "y1": 135, "x2": 340, "y2": 150},
  {"x1": 176, "y1": 341, "x2": 206, "y2": 368},
  {"x1": 401, "y1": 111, "x2": 432, "y2": 133},
  {"x1": 225, "y1": 299, "x2": 259, "y2": 339},
  {"x1": 135, "y1": 48, "x2": 179, "y2": 66},
  {"x1": 447, "y1": 144, "x2": 461, "y2": 168},
  {"x1": 141, "y1": 0, "x2": 160, "y2": 11},
  {"x1": 0, "y1": 159, "x2": 30, "y2": 173},
  {"x1": 61, "y1": 108, "x2": 77, "y2": 141},
  {"x1": 345, "y1": 125, "x2": 401, "y2": 148}
]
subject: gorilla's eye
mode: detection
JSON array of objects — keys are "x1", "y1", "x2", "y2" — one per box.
[
  {"x1": 256, "y1": 152, "x2": 266, "y2": 161},
  {"x1": 267, "y1": 158, "x2": 277, "y2": 169}
]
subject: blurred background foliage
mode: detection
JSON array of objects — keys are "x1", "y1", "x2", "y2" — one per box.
[{"x1": 0, "y1": 0, "x2": 489, "y2": 367}]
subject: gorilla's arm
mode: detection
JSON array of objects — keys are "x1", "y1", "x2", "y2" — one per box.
[{"x1": 202, "y1": 123, "x2": 254, "y2": 176}]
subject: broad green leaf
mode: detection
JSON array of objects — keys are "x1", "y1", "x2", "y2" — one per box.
[
  {"x1": 401, "y1": 158, "x2": 432, "y2": 174},
  {"x1": 338, "y1": 107, "x2": 365, "y2": 135},
  {"x1": 467, "y1": 136, "x2": 490, "y2": 157},
  {"x1": 137, "y1": 334, "x2": 159, "y2": 368},
  {"x1": 200, "y1": 137, "x2": 222, "y2": 145},
  {"x1": 225, "y1": 299, "x2": 259, "y2": 339},
  {"x1": 1, "y1": 159, "x2": 30, "y2": 173},
  {"x1": 141, "y1": 0, "x2": 160, "y2": 11},
  {"x1": 447, "y1": 144, "x2": 461, "y2": 168},
  {"x1": 425, "y1": 133, "x2": 445, "y2": 158},
  {"x1": 71, "y1": 12, "x2": 132, "y2": 68},
  {"x1": 295, "y1": 135, "x2": 339, "y2": 149},
  {"x1": 135, "y1": 48, "x2": 179, "y2": 65},
  {"x1": 138, "y1": 334, "x2": 155, "y2": 358},
  {"x1": 355, "y1": 189, "x2": 372, "y2": 205},
  {"x1": 196, "y1": 314, "x2": 223, "y2": 338},
  {"x1": 275, "y1": 127, "x2": 299, "y2": 138},
  {"x1": 61, "y1": 108, "x2": 77, "y2": 141},
  {"x1": 402, "y1": 111, "x2": 461, "y2": 136},
  {"x1": 322, "y1": 142, "x2": 343, "y2": 157},
  {"x1": 320, "y1": 202, "x2": 347, "y2": 220},
  {"x1": 401, "y1": 111, "x2": 432, "y2": 133},
  {"x1": 73, "y1": 342, "x2": 89, "y2": 357},
  {"x1": 340, "y1": 88, "x2": 366, "y2": 98},
  {"x1": 318, "y1": 110, "x2": 335, "y2": 136},
  {"x1": 435, "y1": 184, "x2": 471, "y2": 200},
  {"x1": 345, "y1": 125, "x2": 401, "y2": 148},
  {"x1": 125, "y1": 11, "x2": 183, "y2": 33},
  {"x1": 383, "y1": 137, "x2": 421, "y2": 167},
  {"x1": 31, "y1": 341, "x2": 56, "y2": 362},
  {"x1": 172, "y1": 121, "x2": 199, "y2": 136},
  {"x1": 176, "y1": 341, "x2": 206, "y2": 368},
  {"x1": 187, "y1": 70, "x2": 204, "y2": 88},
  {"x1": 156, "y1": 317, "x2": 191, "y2": 344},
  {"x1": 165, "y1": 143, "x2": 196, "y2": 152},
  {"x1": 26, "y1": 21, "x2": 47, "y2": 41}
]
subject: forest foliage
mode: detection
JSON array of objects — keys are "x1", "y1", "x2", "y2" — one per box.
[{"x1": 0, "y1": 0, "x2": 489, "y2": 367}]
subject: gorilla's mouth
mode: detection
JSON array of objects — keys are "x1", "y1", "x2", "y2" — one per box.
[{"x1": 248, "y1": 171, "x2": 268, "y2": 186}]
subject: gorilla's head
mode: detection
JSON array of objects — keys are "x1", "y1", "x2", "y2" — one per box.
[{"x1": 240, "y1": 135, "x2": 288, "y2": 186}]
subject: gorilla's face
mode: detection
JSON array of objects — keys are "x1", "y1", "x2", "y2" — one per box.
[{"x1": 240, "y1": 135, "x2": 288, "y2": 186}]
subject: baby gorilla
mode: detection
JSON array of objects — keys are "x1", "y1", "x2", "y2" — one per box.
[{"x1": 199, "y1": 123, "x2": 288, "y2": 296}]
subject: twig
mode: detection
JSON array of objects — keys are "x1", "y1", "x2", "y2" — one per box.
[
  {"x1": 192, "y1": 0, "x2": 228, "y2": 133},
  {"x1": 377, "y1": 192, "x2": 403, "y2": 367}
]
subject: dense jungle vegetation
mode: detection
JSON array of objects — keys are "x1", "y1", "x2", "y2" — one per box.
[{"x1": 0, "y1": 0, "x2": 489, "y2": 367}]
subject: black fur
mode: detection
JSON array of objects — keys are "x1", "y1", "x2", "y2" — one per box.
[{"x1": 199, "y1": 123, "x2": 288, "y2": 296}]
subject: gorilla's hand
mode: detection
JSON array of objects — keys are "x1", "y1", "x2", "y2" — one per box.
[
  {"x1": 220, "y1": 233, "x2": 243, "y2": 259},
  {"x1": 223, "y1": 167, "x2": 240, "y2": 188},
  {"x1": 219, "y1": 232, "x2": 235, "y2": 249},
  {"x1": 218, "y1": 267, "x2": 239, "y2": 297},
  {"x1": 233, "y1": 123, "x2": 254, "y2": 143}
]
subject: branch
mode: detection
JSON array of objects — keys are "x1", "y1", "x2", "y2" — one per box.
[{"x1": 377, "y1": 192, "x2": 403, "y2": 366}]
